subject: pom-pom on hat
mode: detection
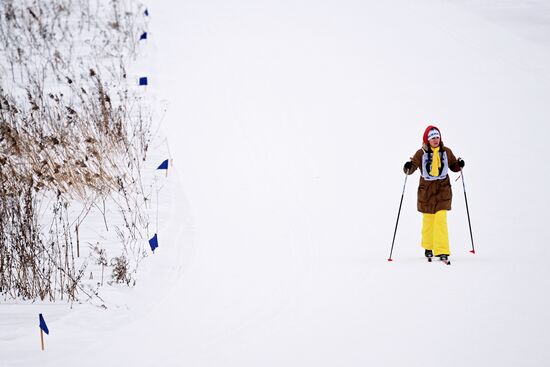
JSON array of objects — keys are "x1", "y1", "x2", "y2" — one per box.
[{"x1": 423, "y1": 125, "x2": 442, "y2": 144}]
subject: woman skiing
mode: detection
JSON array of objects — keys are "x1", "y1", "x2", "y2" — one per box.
[{"x1": 403, "y1": 125, "x2": 464, "y2": 263}]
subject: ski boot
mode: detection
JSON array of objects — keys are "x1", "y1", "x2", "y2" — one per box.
[
  {"x1": 438, "y1": 254, "x2": 451, "y2": 265},
  {"x1": 425, "y1": 249, "x2": 433, "y2": 262}
]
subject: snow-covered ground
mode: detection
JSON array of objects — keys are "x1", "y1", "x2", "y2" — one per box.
[
  {"x1": 2, "y1": 0, "x2": 550, "y2": 366},
  {"x1": 445, "y1": 0, "x2": 550, "y2": 46}
]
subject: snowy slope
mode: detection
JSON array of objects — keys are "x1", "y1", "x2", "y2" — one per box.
[
  {"x1": 444, "y1": 0, "x2": 550, "y2": 46},
  {"x1": 2, "y1": 0, "x2": 550, "y2": 366}
]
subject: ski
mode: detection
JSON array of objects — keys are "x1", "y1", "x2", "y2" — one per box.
[{"x1": 426, "y1": 257, "x2": 451, "y2": 265}]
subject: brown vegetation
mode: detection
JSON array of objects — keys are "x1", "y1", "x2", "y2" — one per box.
[{"x1": 0, "y1": 0, "x2": 152, "y2": 302}]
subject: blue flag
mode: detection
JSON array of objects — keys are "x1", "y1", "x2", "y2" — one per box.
[
  {"x1": 139, "y1": 77, "x2": 148, "y2": 86},
  {"x1": 157, "y1": 159, "x2": 169, "y2": 170},
  {"x1": 149, "y1": 234, "x2": 159, "y2": 252},
  {"x1": 139, "y1": 32, "x2": 148, "y2": 40},
  {"x1": 144, "y1": 9, "x2": 149, "y2": 16},
  {"x1": 39, "y1": 314, "x2": 49, "y2": 335}
]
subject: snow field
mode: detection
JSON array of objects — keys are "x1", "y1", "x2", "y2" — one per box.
[{"x1": 2, "y1": 0, "x2": 550, "y2": 366}]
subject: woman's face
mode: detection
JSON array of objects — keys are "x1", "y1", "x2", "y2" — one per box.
[{"x1": 429, "y1": 137, "x2": 440, "y2": 148}]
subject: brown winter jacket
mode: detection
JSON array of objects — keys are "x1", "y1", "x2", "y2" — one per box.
[{"x1": 404, "y1": 143, "x2": 462, "y2": 214}]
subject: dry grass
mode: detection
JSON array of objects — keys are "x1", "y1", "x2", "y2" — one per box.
[{"x1": 0, "y1": 0, "x2": 152, "y2": 302}]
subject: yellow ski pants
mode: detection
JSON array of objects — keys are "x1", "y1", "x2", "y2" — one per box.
[{"x1": 421, "y1": 210, "x2": 450, "y2": 256}]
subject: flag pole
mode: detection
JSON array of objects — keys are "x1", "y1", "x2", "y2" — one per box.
[{"x1": 40, "y1": 329, "x2": 44, "y2": 351}]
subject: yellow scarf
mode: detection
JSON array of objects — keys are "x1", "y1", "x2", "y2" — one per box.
[{"x1": 430, "y1": 146, "x2": 441, "y2": 177}]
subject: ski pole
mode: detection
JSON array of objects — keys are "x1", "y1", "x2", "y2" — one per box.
[
  {"x1": 388, "y1": 171, "x2": 409, "y2": 261},
  {"x1": 460, "y1": 168, "x2": 476, "y2": 254}
]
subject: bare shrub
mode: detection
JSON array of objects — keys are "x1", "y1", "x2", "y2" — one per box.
[
  {"x1": 110, "y1": 254, "x2": 133, "y2": 286},
  {"x1": 91, "y1": 243, "x2": 108, "y2": 287},
  {"x1": 0, "y1": 0, "x2": 152, "y2": 301}
]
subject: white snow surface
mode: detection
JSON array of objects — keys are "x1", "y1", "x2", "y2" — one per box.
[{"x1": 2, "y1": 0, "x2": 550, "y2": 366}]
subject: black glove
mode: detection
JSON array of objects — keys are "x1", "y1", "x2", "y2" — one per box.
[
  {"x1": 403, "y1": 161, "x2": 412, "y2": 172},
  {"x1": 457, "y1": 158, "x2": 465, "y2": 168}
]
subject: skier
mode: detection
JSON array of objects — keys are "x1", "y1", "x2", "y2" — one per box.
[{"x1": 403, "y1": 126, "x2": 464, "y2": 264}]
